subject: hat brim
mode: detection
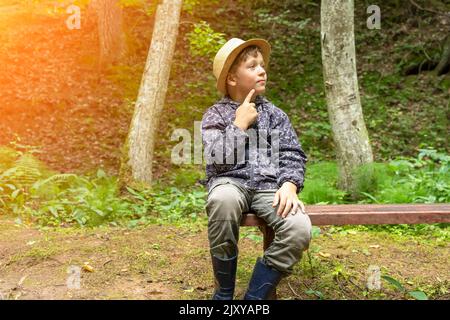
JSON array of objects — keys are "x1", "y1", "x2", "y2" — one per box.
[{"x1": 216, "y1": 39, "x2": 271, "y2": 95}]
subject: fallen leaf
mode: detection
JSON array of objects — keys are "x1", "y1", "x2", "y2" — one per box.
[
  {"x1": 18, "y1": 275, "x2": 28, "y2": 287},
  {"x1": 318, "y1": 252, "x2": 331, "y2": 258},
  {"x1": 147, "y1": 290, "x2": 163, "y2": 295},
  {"x1": 82, "y1": 262, "x2": 94, "y2": 272}
]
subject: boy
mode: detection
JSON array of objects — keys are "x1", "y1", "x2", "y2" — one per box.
[{"x1": 201, "y1": 38, "x2": 312, "y2": 300}]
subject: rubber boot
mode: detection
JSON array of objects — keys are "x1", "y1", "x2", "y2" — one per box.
[
  {"x1": 211, "y1": 255, "x2": 237, "y2": 300},
  {"x1": 244, "y1": 257, "x2": 283, "y2": 300}
]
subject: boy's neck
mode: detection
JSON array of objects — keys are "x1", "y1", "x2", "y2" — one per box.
[{"x1": 228, "y1": 91, "x2": 257, "y2": 104}]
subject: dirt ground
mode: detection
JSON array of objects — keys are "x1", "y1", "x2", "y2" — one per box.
[{"x1": 0, "y1": 215, "x2": 448, "y2": 300}]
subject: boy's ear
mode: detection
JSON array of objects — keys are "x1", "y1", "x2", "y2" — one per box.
[{"x1": 226, "y1": 72, "x2": 237, "y2": 87}]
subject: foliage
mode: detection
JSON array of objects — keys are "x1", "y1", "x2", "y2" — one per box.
[
  {"x1": 182, "y1": 0, "x2": 219, "y2": 15},
  {"x1": 2, "y1": 140, "x2": 447, "y2": 240},
  {"x1": 301, "y1": 149, "x2": 449, "y2": 205},
  {"x1": 119, "y1": 0, "x2": 157, "y2": 16},
  {"x1": 182, "y1": 0, "x2": 201, "y2": 14},
  {"x1": 301, "y1": 162, "x2": 346, "y2": 205},
  {"x1": 382, "y1": 275, "x2": 428, "y2": 300},
  {"x1": 0, "y1": 147, "x2": 207, "y2": 228},
  {"x1": 186, "y1": 21, "x2": 226, "y2": 59},
  {"x1": 0, "y1": 146, "x2": 52, "y2": 216},
  {"x1": 301, "y1": 150, "x2": 449, "y2": 239},
  {"x1": 30, "y1": 170, "x2": 133, "y2": 227},
  {"x1": 107, "y1": 63, "x2": 142, "y2": 100},
  {"x1": 364, "y1": 149, "x2": 450, "y2": 204},
  {"x1": 146, "y1": 186, "x2": 206, "y2": 224},
  {"x1": 393, "y1": 41, "x2": 442, "y2": 75}
]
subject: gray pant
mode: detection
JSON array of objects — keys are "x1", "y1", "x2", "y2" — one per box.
[{"x1": 206, "y1": 177, "x2": 312, "y2": 275}]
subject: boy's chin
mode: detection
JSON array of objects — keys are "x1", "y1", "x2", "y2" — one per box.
[{"x1": 254, "y1": 87, "x2": 266, "y2": 94}]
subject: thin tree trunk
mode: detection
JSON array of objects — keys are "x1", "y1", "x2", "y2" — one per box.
[
  {"x1": 90, "y1": 0, "x2": 127, "y2": 69},
  {"x1": 435, "y1": 34, "x2": 450, "y2": 76},
  {"x1": 122, "y1": 0, "x2": 183, "y2": 187},
  {"x1": 320, "y1": 0, "x2": 374, "y2": 198}
]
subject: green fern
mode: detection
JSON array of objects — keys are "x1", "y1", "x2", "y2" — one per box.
[
  {"x1": 0, "y1": 154, "x2": 48, "y2": 188},
  {"x1": 32, "y1": 173, "x2": 90, "y2": 190}
]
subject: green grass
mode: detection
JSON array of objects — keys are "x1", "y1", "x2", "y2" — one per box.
[{"x1": 8, "y1": 245, "x2": 61, "y2": 266}]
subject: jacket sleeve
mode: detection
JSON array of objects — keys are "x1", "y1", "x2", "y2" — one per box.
[
  {"x1": 272, "y1": 110, "x2": 308, "y2": 194},
  {"x1": 201, "y1": 107, "x2": 248, "y2": 174}
]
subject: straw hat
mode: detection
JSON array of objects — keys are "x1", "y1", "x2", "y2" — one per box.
[{"x1": 213, "y1": 38, "x2": 271, "y2": 95}]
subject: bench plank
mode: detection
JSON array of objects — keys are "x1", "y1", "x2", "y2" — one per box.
[
  {"x1": 306, "y1": 204, "x2": 450, "y2": 225},
  {"x1": 241, "y1": 204, "x2": 450, "y2": 226}
]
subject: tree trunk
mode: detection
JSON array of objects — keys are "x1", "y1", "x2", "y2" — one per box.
[
  {"x1": 122, "y1": 0, "x2": 183, "y2": 188},
  {"x1": 434, "y1": 34, "x2": 450, "y2": 76},
  {"x1": 90, "y1": 0, "x2": 127, "y2": 69},
  {"x1": 320, "y1": 0, "x2": 374, "y2": 198}
]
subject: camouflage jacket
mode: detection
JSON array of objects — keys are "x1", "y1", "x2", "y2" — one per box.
[{"x1": 201, "y1": 94, "x2": 307, "y2": 194}]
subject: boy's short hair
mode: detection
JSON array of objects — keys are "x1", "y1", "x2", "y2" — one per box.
[{"x1": 228, "y1": 45, "x2": 263, "y2": 75}]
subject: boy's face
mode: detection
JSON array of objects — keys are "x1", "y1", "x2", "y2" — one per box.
[{"x1": 226, "y1": 51, "x2": 267, "y2": 98}]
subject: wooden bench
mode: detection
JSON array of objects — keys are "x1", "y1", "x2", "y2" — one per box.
[{"x1": 240, "y1": 203, "x2": 450, "y2": 299}]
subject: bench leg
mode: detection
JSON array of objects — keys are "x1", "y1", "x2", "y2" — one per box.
[{"x1": 258, "y1": 224, "x2": 277, "y2": 300}]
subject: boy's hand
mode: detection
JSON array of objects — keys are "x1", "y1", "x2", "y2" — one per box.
[
  {"x1": 272, "y1": 181, "x2": 306, "y2": 218},
  {"x1": 233, "y1": 89, "x2": 258, "y2": 131}
]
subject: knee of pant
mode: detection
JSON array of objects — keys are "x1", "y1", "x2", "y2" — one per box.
[
  {"x1": 281, "y1": 215, "x2": 312, "y2": 250},
  {"x1": 206, "y1": 191, "x2": 243, "y2": 221},
  {"x1": 210, "y1": 241, "x2": 238, "y2": 258}
]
